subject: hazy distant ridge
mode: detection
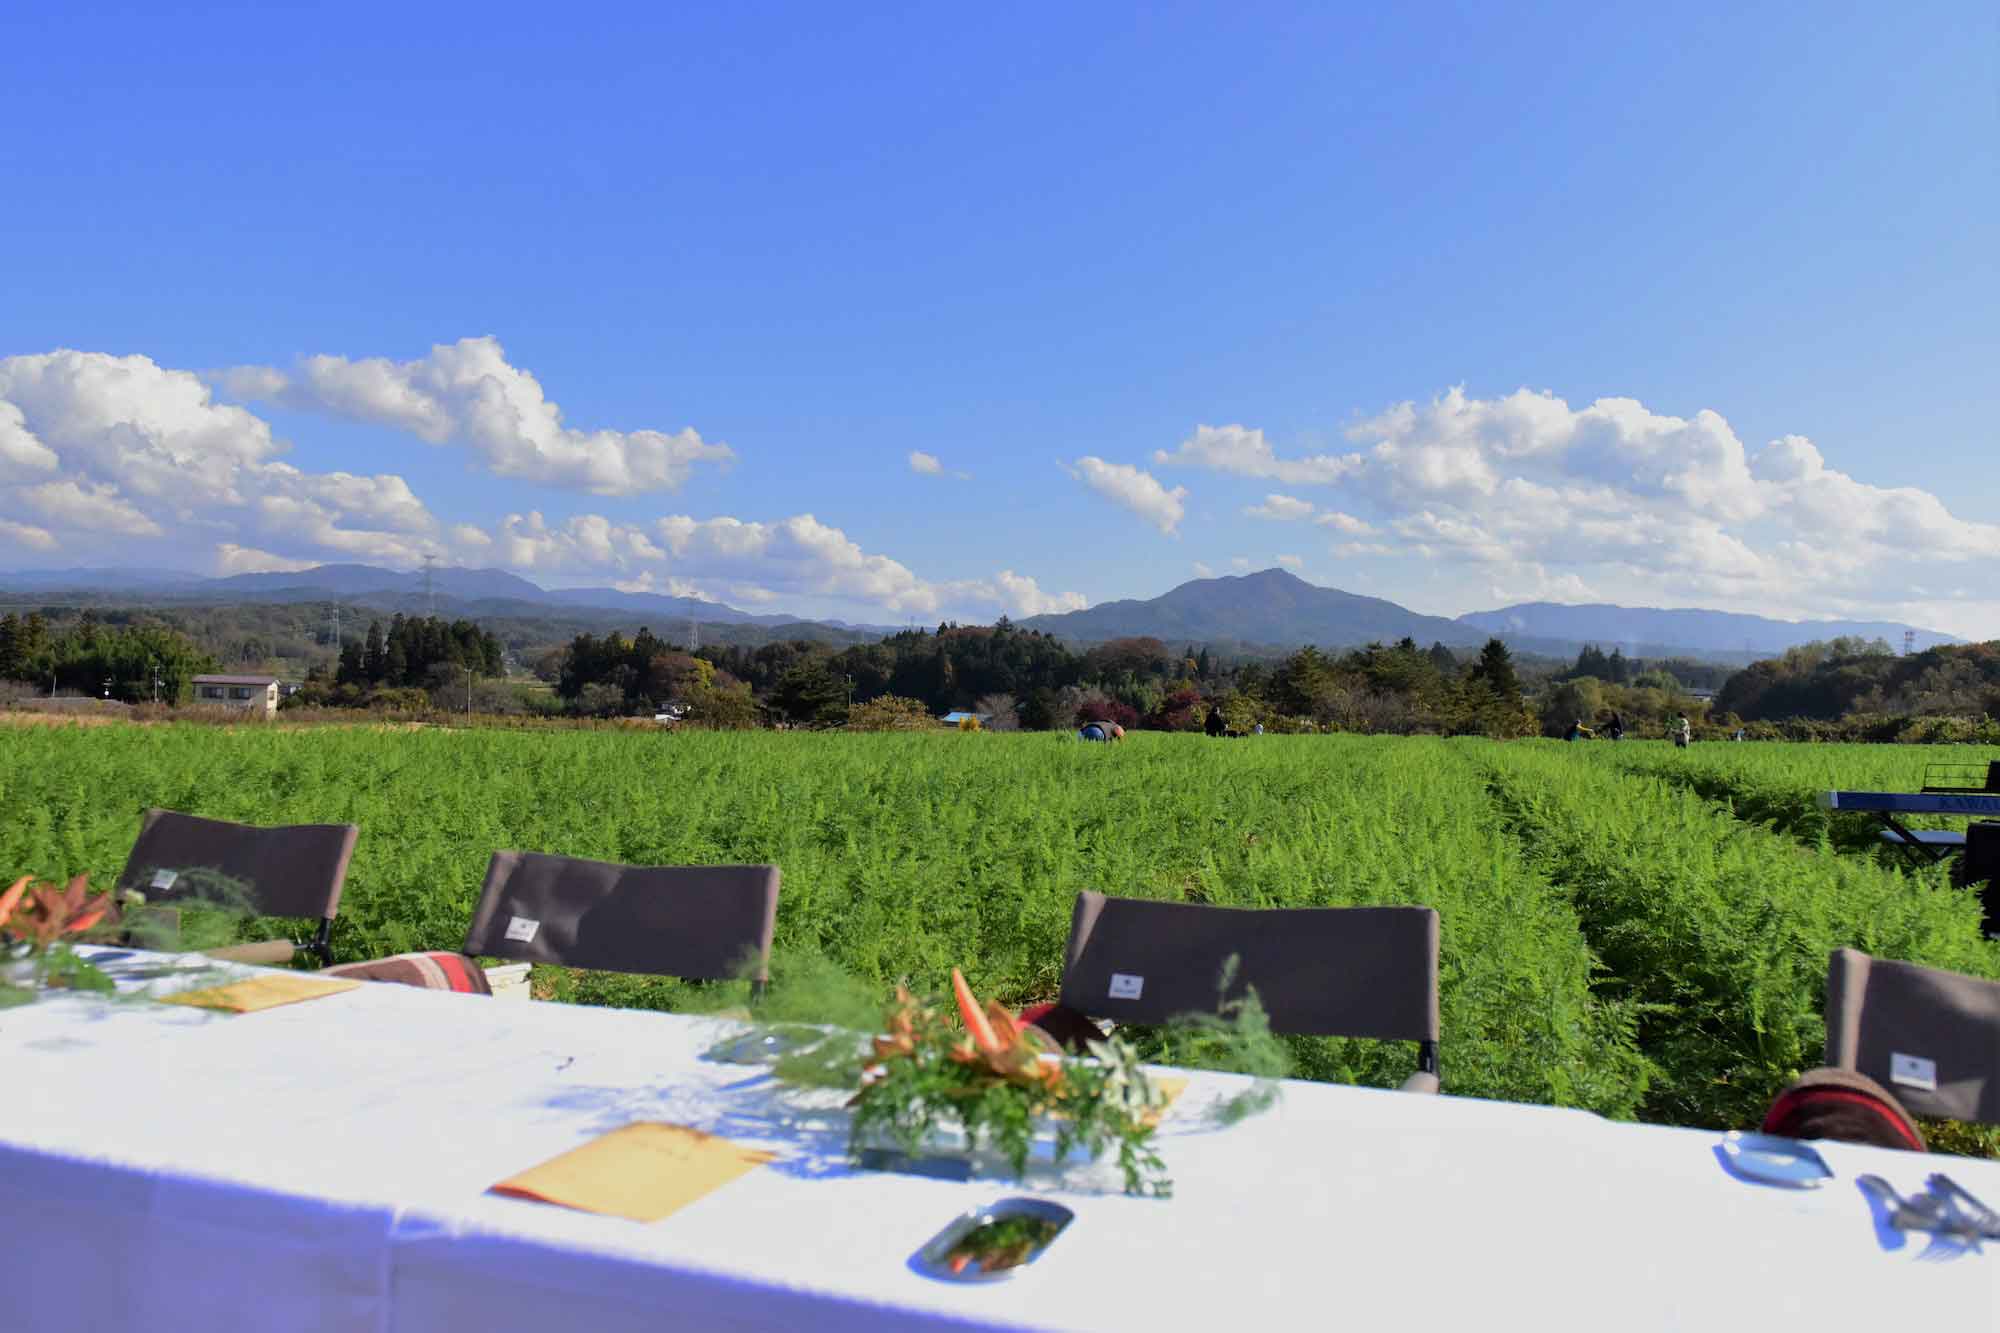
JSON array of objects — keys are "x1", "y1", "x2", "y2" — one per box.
[{"x1": 0, "y1": 563, "x2": 1958, "y2": 662}]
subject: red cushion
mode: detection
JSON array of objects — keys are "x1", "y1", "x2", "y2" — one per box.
[{"x1": 322, "y1": 951, "x2": 493, "y2": 995}]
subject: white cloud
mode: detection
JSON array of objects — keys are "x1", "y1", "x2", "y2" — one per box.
[
  {"x1": 1155, "y1": 424, "x2": 1363, "y2": 485},
  {"x1": 1275, "y1": 554, "x2": 1304, "y2": 570},
  {"x1": 1205, "y1": 385, "x2": 2000, "y2": 632},
  {"x1": 0, "y1": 401, "x2": 60, "y2": 478},
  {"x1": 1067, "y1": 457, "x2": 1187, "y2": 535},
  {"x1": 216, "y1": 336, "x2": 734, "y2": 497},
  {"x1": 0, "y1": 350, "x2": 445, "y2": 564},
  {"x1": 1243, "y1": 493, "x2": 1315, "y2": 521},
  {"x1": 1191, "y1": 561, "x2": 1215, "y2": 578},
  {"x1": 964, "y1": 570, "x2": 1087, "y2": 617},
  {"x1": 1230, "y1": 556, "x2": 1251, "y2": 571},
  {"x1": 0, "y1": 518, "x2": 57, "y2": 551},
  {"x1": 1313, "y1": 510, "x2": 1373, "y2": 534},
  {"x1": 908, "y1": 450, "x2": 944, "y2": 475},
  {"x1": 215, "y1": 544, "x2": 318, "y2": 575},
  {"x1": 24, "y1": 480, "x2": 164, "y2": 536}
]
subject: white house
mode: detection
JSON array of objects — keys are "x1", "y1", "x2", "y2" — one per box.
[{"x1": 192, "y1": 674, "x2": 281, "y2": 717}]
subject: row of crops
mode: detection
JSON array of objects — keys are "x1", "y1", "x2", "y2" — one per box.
[{"x1": 3, "y1": 721, "x2": 1995, "y2": 1140}]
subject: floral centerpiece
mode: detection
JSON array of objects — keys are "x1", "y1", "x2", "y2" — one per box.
[
  {"x1": 748, "y1": 963, "x2": 1285, "y2": 1198},
  {"x1": 0, "y1": 874, "x2": 125, "y2": 1002}
]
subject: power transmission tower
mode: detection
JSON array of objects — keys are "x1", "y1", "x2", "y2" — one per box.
[{"x1": 422, "y1": 554, "x2": 438, "y2": 617}]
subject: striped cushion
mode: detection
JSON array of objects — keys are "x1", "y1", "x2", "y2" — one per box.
[{"x1": 321, "y1": 951, "x2": 493, "y2": 995}]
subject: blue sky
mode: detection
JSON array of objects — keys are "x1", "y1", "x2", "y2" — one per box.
[{"x1": 2, "y1": 2, "x2": 1995, "y2": 634}]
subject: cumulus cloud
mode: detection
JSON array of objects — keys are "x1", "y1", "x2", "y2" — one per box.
[
  {"x1": 1275, "y1": 554, "x2": 1304, "y2": 570},
  {"x1": 24, "y1": 479, "x2": 164, "y2": 536},
  {"x1": 0, "y1": 518, "x2": 57, "y2": 551},
  {"x1": 0, "y1": 346, "x2": 1083, "y2": 623},
  {"x1": 965, "y1": 570, "x2": 1088, "y2": 617},
  {"x1": 1243, "y1": 493, "x2": 1315, "y2": 521},
  {"x1": 216, "y1": 544, "x2": 319, "y2": 575},
  {"x1": 1067, "y1": 457, "x2": 1187, "y2": 535},
  {"x1": 215, "y1": 336, "x2": 734, "y2": 496},
  {"x1": 0, "y1": 349, "x2": 445, "y2": 563},
  {"x1": 1191, "y1": 561, "x2": 1215, "y2": 578},
  {"x1": 1194, "y1": 386, "x2": 2000, "y2": 631},
  {"x1": 908, "y1": 450, "x2": 943, "y2": 475},
  {"x1": 482, "y1": 508, "x2": 1085, "y2": 620},
  {"x1": 1155, "y1": 424, "x2": 1362, "y2": 485}
]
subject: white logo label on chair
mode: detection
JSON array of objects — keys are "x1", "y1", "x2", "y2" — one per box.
[
  {"x1": 1108, "y1": 973, "x2": 1144, "y2": 1000},
  {"x1": 1889, "y1": 1052, "x2": 1937, "y2": 1092},
  {"x1": 149, "y1": 869, "x2": 178, "y2": 890},
  {"x1": 504, "y1": 916, "x2": 540, "y2": 944}
]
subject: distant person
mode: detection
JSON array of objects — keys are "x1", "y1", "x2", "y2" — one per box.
[
  {"x1": 1734, "y1": 727, "x2": 1746, "y2": 742},
  {"x1": 1606, "y1": 711, "x2": 1624, "y2": 742},
  {"x1": 1205, "y1": 705, "x2": 1225, "y2": 738},
  {"x1": 1673, "y1": 713, "x2": 1691, "y2": 748},
  {"x1": 1564, "y1": 718, "x2": 1593, "y2": 742},
  {"x1": 1252, "y1": 722, "x2": 1263, "y2": 736}
]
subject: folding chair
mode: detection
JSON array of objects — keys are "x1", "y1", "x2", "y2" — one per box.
[
  {"x1": 461, "y1": 851, "x2": 782, "y2": 992},
  {"x1": 1045, "y1": 890, "x2": 1442, "y2": 1092},
  {"x1": 1824, "y1": 947, "x2": 2000, "y2": 1125},
  {"x1": 116, "y1": 808, "x2": 357, "y2": 968}
]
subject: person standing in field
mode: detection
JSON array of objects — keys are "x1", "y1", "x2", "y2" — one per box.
[
  {"x1": 1606, "y1": 710, "x2": 1624, "y2": 741},
  {"x1": 1673, "y1": 713, "x2": 1691, "y2": 748},
  {"x1": 1205, "y1": 703, "x2": 1226, "y2": 738}
]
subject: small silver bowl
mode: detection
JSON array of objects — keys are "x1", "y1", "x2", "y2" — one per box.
[
  {"x1": 1718, "y1": 1131, "x2": 1834, "y2": 1188},
  {"x1": 912, "y1": 1197, "x2": 1075, "y2": 1282}
]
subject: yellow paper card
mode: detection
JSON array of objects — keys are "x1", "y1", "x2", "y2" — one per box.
[
  {"x1": 491, "y1": 1123, "x2": 775, "y2": 1223},
  {"x1": 158, "y1": 973, "x2": 361, "y2": 1013},
  {"x1": 1141, "y1": 1075, "x2": 1188, "y2": 1127}
]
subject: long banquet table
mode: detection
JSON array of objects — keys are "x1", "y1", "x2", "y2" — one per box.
[{"x1": 5, "y1": 948, "x2": 1997, "y2": 1331}]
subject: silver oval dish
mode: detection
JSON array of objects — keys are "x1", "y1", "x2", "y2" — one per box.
[
  {"x1": 912, "y1": 1197, "x2": 1075, "y2": 1282},
  {"x1": 1718, "y1": 1131, "x2": 1834, "y2": 1188}
]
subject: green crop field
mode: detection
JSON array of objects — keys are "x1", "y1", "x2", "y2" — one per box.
[{"x1": 5, "y1": 721, "x2": 1996, "y2": 1144}]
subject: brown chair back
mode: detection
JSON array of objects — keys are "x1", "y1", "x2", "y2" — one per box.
[
  {"x1": 1056, "y1": 891, "x2": 1440, "y2": 1042},
  {"x1": 1825, "y1": 947, "x2": 2000, "y2": 1124},
  {"x1": 462, "y1": 851, "x2": 781, "y2": 983},
  {"x1": 118, "y1": 809, "x2": 358, "y2": 965}
]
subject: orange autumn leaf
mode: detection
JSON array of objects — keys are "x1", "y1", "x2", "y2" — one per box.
[
  {"x1": 951, "y1": 967, "x2": 1000, "y2": 1053},
  {"x1": 0, "y1": 876, "x2": 27, "y2": 929}
]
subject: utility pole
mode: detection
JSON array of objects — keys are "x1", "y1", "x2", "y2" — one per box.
[{"x1": 466, "y1": 665, "x2": 473, "y2": 721}]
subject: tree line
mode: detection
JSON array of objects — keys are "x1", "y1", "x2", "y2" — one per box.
[
  {"x1": 545, "y1": 619, "x2": 1549, "y2": 735},
  {"x1": 0, "y1": 611, "x2": 219, "y2": 703}
]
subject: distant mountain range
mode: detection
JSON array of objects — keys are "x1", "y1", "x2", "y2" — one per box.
[
  {"x1": 0, "y1": 563, "x2": 1962, "y2": 664},
  {"x1": 0, "y1": 563, "x2": 903, "y2": 640},
  {"x1": 1018, "y1": 569, "x2": 1959, "y2": 662}
]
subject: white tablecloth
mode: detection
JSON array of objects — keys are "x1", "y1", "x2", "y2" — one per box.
[{"x1": 5, "y1": 949, "x2": 1997, "y2": 1331}]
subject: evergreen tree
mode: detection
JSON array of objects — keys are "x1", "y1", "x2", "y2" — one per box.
[
  {"x1": 363, "y1": 621, "x2": 386, "y2": 683},
  {"x1": 1570, "y1": 644, "x2": 1611, "y2": 680},
  {"x1": 337, "y1": 639, "x2": 365, "y2": 686},
  {"x1": 1468, "y1": 638, "x2": 1523, "y2": 702}
]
